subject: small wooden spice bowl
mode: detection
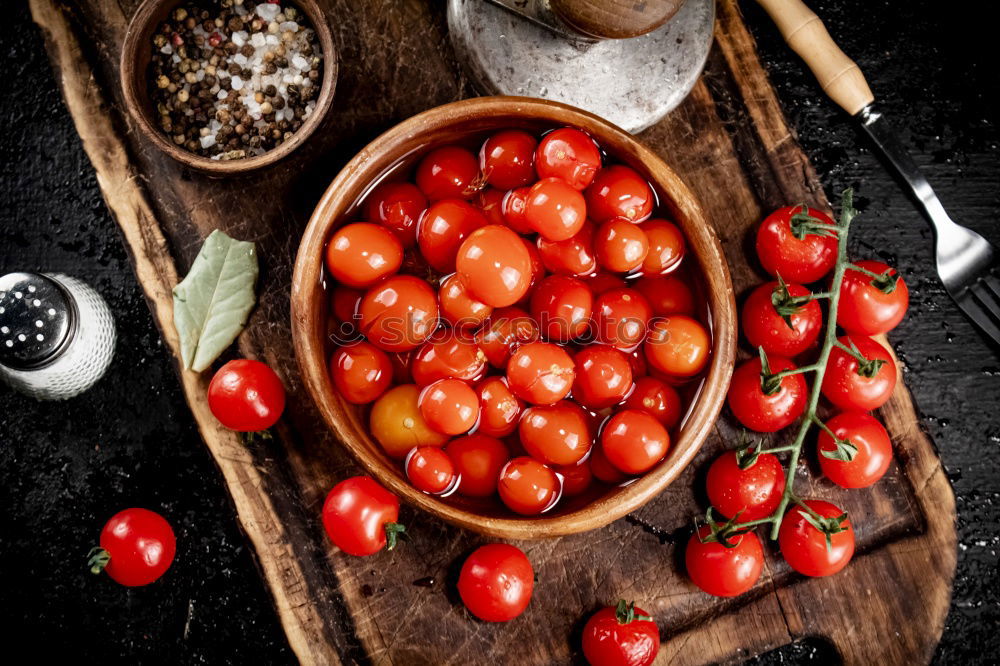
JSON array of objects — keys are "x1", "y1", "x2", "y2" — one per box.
[
  {"x1": 120, "y1": 0, "x2": 337, "y2": 175},
  {"x1": 292, "y1": 97, "x2": 737, "y2": 540}
]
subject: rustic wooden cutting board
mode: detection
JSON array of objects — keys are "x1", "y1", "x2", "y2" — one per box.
[{"x1": 31, "y1": 0, "x2": 957, "y2": 663}]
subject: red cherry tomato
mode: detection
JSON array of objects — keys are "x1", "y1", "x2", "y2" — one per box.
[
  {"x1": 623, "y1": 377, "x2": 682, "y2": 430},
  {"x1": 480, "y1": 130, "x2": 537, "y2": 189},
  {"x1": 359, "y1": 275, "x2": 439, "y2": 352},
  {"x1": 418, "y1": 199, "x2": 487, "y2": 273},
  {"x1": 524, "y1": 177, "x2": 587, "y2": 241},
  {"x1": 456, "y1": 225, "x2": 533, "y2": 307},
  {"x1": 837, "y1": 260, "x2": 909, "y2": 335},
  {"x1": 476, "y1": 187, "x2": 507, "y2": 226},
  {"x1": 685, "y1": 526, "x2": 764, "y2": 597},
  {"x1": 756, "y1": 205, "x2": 837, "y2": 283},
  {"x1": 330, "y1": 285, "x2": 363, "y2": 324},
  {"x1": 208, "y1": 359, "x2": 286, "y2": 431},
  {"x1": 418, "y1": 378, "x2": 480, "y2": 435},
  {"x1": 502, "y1": 186, "x2": 534, "y2": 234},
  {"x1": 778, "y1": 499, "x2": 854, "y2": 577},
  {"x1": 405, "y1": 446, "x2": 458, "y2": 495},
  {"x1": 626, "y1": 348, "x2": 648, "y2": 379},
  {"x1": 535, "y1": 127, "x2": 602, "y2": 190},
  {"x1": 633, "y1": 275, "x2": 694, "y2": 316},
  {"x1": 369, "y1": 384, "x2": 449, "y2": 458},
  {"x1": 727, "y1": 355, "x2": 807, "y2": 432},
  {"x1": 325, "y1": 222, "x2": 403, "y2": 288},
  {"x1": 458, "y1": 543, "x2": 534, "y2": 622},
  {"x1": 590, "y1": 442, "x2": 629, "y2": 484},
  {"x1": 641, "y1": 219, "x2": 685, "y2": 274},
  {"x1": 519, "y1": 400, "x2": 593, "y2": 465},
  {"x1": 742, "y1": 281, "x2": 823, "y2": 357},
  {"x1": 594, "y1": 288, "x2": 652, "y2": 351},
  {"x1": 439, "y1": 273, "x2": 493, "y2": 329},
  {"x1": 585, "y1": 165, "x2": 654, "y2": 223},
  {"x1": 572, "y1": 345, "x2": 634, "y2": 409},
  {"x1": 475, "y1": 306, "x2": 540, "y2": 367},
  {"x1": 498, "y1": 456, "x2": 562, "y2": 515},
  {"x1": 644, "y1": 316, "x2": 710, "y2": 379},
  {"x1": 817, "y1": 411, "x2": 893, "y2": 488},
  {"x1": 821, "y1": 335, "x2": 897, "y2": 411},
  {"x1": 601, "y1": 409, "x2": 670, "y2": 474},
  {"x1": 587, "y1": 272, "x2": 627, "y2": 295},
  {"x1": 329, "y1": 341, "x2": 392, "y2": 404},
  {"x1": 706, "y1": 449, "x2": 785, "y2": 521},
  {"x1": 521, "y1": 236, "x2": 545, "y2": 296},
  {"x1": 581, "y1": 601, "x2": 660, "y2": 666},
  {"x1": 507, "y1": 341, "x2": 576, "y2": 405},
  {"x1": 530, "y1": 275, "x2": 594, "y2": 342},
  {"x1": 447, "y1": 434, "x2": 510, "y2": 497},
  {"x1": 411, "y1": 330, "x2": 486, "y2": 386},
  {"x1": 363, "y1": 181, "x2": 427, "y2": 247},
  {"x1": 537, "y1": 221, "x2": 598, "y2": 276},
  {"x1": 91, "y1": 508, "x2": 175, "y2": 586},
  {"x1": 322, "y1": 476, "x2": 403, "y2": 557},
  {"x1": 415, "y1": 145, "x2": 481, "y2": 200},
  {"x1": 595, "y1": 219, "x2": 649, "y2": 273},
  {"x1": 476, "y1": 376, "x2": 524, "y2": 437},
  {"x1": 555, "y1": 460, "x2": 593, "y2": 497}
]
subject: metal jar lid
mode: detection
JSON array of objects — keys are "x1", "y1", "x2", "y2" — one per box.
[{"x1": 0, "y1": 273, "x2": 78, "y2": 370}]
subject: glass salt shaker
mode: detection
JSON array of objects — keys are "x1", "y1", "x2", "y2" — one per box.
[{"x1": 0, "y1": 272, "x2": 116, "y2": 400}]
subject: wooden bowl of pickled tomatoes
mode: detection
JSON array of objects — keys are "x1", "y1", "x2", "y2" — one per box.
[{"x1": 292, "y1": 97, "x2": 736, "y2": 539}]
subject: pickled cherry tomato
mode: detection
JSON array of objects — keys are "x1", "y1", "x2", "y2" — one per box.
[
  {"x1": 555, "y1": 460, "x2": 593, "y2": 497},
  {"x1": 642, "y1": 219, "x2": 686, "y2": 274},
  {"x1": 439, "y1": 273, "x2": 493, "y2": 329},
  {"x1": 475, "y1": 306, "x2": 540, "y2": 367},
  {"x1": 530, "y1": 275, "x2": 594, "y2": 342},
  {"x1": 447, "y1": 434, "x2": 510, "y2": 497},
  {"x1": 359, "y1": 275, "x2": 439, "y2": 352},
  {"x1": 537, "y1": 221, "x2": 597, "y2": 276},
  {"x1": 329, "y1": 341, "x2": 392, "y2": 404},
  {"x1": 572, "y1": 345, "x2": 634, "y2": 409},
  {"x1": 593, "y1": 288, "x2": 652, "y2": 350},
  {"x1": 411, "y1": 331, "x2": 487, "y2": 386},
  {"x1": 418, "y1": 200, "x2": 487, "y2": 273},
  {"x1": 585, "y1": 165, "x2": 654, "y2": 223},
  {"x1": 370, "y1": 384, "x2": 449, "y2": 458},
  {"x1": 590, "y1": 443, "x2": 629, "y2": 484},
  {"x1": 595, "y1": 219, "x2": 649, "y2": 273},
  {"x1": 601, "y1": 409, "x2": 670, "y2": 474},
  {"x1": 587, "y1": 272, "x2": 627, "y2": 295},
  {"x1": 521, "y1": 238, "x2": 545, "y2": 295},
  {"x1": 480, "y1": 130, "x2": 537, "y2": 190},
  {"x1": 507, "y1": 341, "x2": 575, "y2": 405},
  {"x1": 524, "y1": 177, "x2": 587, "y2": 241},
  {"x1": 498, "y1": 457, "x2": 562, "y2": 515},
  {"x1": 405, "y1": 446, "x2": 457, "y2": 495},
  {"x1": 325, "y1": 222, "x2": 403, "y2": 288},
  {"x1": 363, "y1": 181, "x2": 428, "y2": 248},
  {"x1": 535, "y1": 127, "x2": 602, "y2": 190},
  {"x1": 331, "y1": 285, "x2": 363, "y2": 324},
  {"x1": 476, "y1": 188, "x2": 507, "y2": 226},
  {"x1": 627, "y1": 348, "x2": 648, "y2": 378},
  {"x1": 624, "y1": 376, "x2": 683, "y2": 430},
  {"x1": 645, "y1": 316, "x2": 710, "y2": 378},
  {"x1": 415, "y1": 145, "x2": 481, "y2": 200},
  {"x1": 502, "y1": 186, "x2": 534, "y2": 234},
  {"x1": 633, "y1": 275, "x2": 695, "y2": 316},
  {"x1": 418, "y1": 378, "x2": 480, "y2": 435},
  {"x1": 456, "y1": 225, "x2": 533, "y2": 307},
  {"x1": 476, "y1": 377, "x2": 524, "y2": 438},
  {"x1": 518, "y1": 401, "x2": 592, "y2": 465}
]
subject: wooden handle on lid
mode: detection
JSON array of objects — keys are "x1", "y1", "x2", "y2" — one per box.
[
  {"x1": 756, "y1": 0, "x2": 875, "y2": 115},
  {"x1": 549, "y1": 0, "x2": 685, "y2": 39}
]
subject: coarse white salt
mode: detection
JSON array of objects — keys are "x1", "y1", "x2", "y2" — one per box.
[
  {"x1": 196, "y1": 69, "x2": 206, "y2": 81},
  {"x1": 279, "y1": 21, "x2": 299, "y2": 32},
  {"x1": 234, "y1": 53, "x2": 248, "y2": 66},
  {"x1": 231, "y1": 76, "x2": 244, "y2": 90},
  {"x1": 172, "y1": 54, "x2": 181, "y2": 63},
  {"x1": 292, "y1": 74, "x2": 303, "y2": 86},
  {"x1": 282, "y1": 73, "x2": 294, "y2": 83},
  {"x1": 256, "y1": 3, "x2": 280, "y2": 21},
  {"x1": 201, "y1": 136, "x2": 216, "y2": 150},
  {"x1": 232, "y1": 31, "x2": 247, "y2": 47},
  {"x1": 302, "y1": 78, "x2": 312, "y2": 88},
  {"x1": 217, "y1": 89, "x2": 228, "y2": 99},
  {"x1": 160, "y1": 45, "x2": 173, "y2": 55},
  {"x1": 265, "y1": 34, "x2": 279, "y2": 45},
  {"x1": 251, "y1": 33, "x2": 266, "y2": 48},
  {"x1": 292, "y1": 55, "x2": 309, "y2": 70}
]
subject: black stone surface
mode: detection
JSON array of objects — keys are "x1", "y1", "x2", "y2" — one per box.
[{"x1": 0, "y1": 1, "x2": 996, "y2": 663}]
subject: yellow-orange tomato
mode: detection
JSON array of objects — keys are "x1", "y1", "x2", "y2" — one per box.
[
  {"x1": 325, "y1": 222, "x2": 403, "y2": 288},
  {"x1": 644, "y1": 315, "x2": 710, "y2": 378},
  {"x1": 359, "y1": 275, "x2": 439, "y2": 353},
  {"x1": 370, "y1": 384, "x2": 449, "y2": 458},
  {"x1": 418, "y1": 378, "x2": 480, "y2": 436},
  {"x1": 642, "y1": 219, "x2": 685, "y2": 274},
  {"x1": 456, "y1": 225, "x2": 533, "y2": 307}
]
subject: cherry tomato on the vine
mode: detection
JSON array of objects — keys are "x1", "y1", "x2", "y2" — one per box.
[
  {"x1": 778, "y1": 499, "x2": 854, "y2": 577},
  {"x1": 705, "y1": 449, "x2": 785, "y2": 521},
  {"x1": 458, "y1": 543, "x2": 534, "y2": 622},
  {"x1": 480, "y1": 130, "x2": 537, "y2": 190},
  {"x1": 837, "y1": 259, "x2": 909, "y2": 335},
  {"x1": 727, "y1": 354, "x2": 807, "y2": 432},
  {"x1": 817, "y1": 411, "x2": 892, "y2": 488},
  {"x1": 756, "y1": 205, "x2": 837, "y2": 284},
  {"x1": 89, "y1": 508, "x2": 176, "y2": 587},
  {"x1": 415, "y1": 145, "x2": 481, "y2": 201},
  {"x1": 536, "y1": 127, "x2": 602, "y2": 190},
  {"x1": 821, "y1": 335, "x2": 897, "y2": 411},
  {"x1": 685, "y1": 525, "x2": 764, "y2": 597},
  {"x1": 208, "y1": 359, "x2": 286, "y2": 431},
  {"x1": 581, "y1": 600, "x2": 660, "y2": 666},
  {"x1": 322, "y1": 476, "x2": 404, "y2": 556},
  {"x1": 742, "y1": 281, "x2": 822, "y2": 358}
]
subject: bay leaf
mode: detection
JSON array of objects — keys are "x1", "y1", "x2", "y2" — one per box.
[{"x1": 172, "y1": 229, "x2": 258, "y2": 372}]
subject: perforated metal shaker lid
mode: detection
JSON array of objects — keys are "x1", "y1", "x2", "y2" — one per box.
[{"x1": 0, "y1": 273, "x2": 78, "y2": 370}]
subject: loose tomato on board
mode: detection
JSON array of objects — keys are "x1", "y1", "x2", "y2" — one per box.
[
  {"x1": 524, "y1": 177, "x2": 588, "y2": 241},
  {"x1": 329, "y1": 341, "x2": 393, "y2": 405},
  {"x1": 756, "y1": 205, "x2": 838, "y2": 284},
  {"x1": 405, "y1": 446, "x2": 458, "y2": 495},
  {"x1": 498, "y1": 456, "x2": 563, "y2": 515},
  {"x1": 369, "y1": 384, "x2": 449, "y2": 458},
  {"x1": 594, "y1": 219, "x2": 649, "y2": 273},
  {"x1": 742, "y1": 280, "x2": 822, "y2": 358},
  {"x1": 585, "y1": 165, "x2": 654, "y2": 223},
  {"x1": 778, "y1": 499, "x2": 854, "y2": 577},
  {"x1": 641, "y1": 219, "x2": 685, "y2": 274},
  {"x1": 456, "y1": 225, "x2": 533, "y2": 307},
  {"x1": 536, "y1": 127, "x2": 602, "y2": 190},
  {"x1": 817, "y1": 411, "x2": 893, "y2": 488},
  {"x1": 530, "y1": 275, "x2": 594, "y2": 342},
  {"x1": 507, "y1": 341, "x2": 576, "y2": 405},
  {"x1": 415, "y1": 145, "x2": 481, "y2": 200},
  {"x1": 325, "y1": 222, "x2": 403, "y2": 288},
  {"x1": 447, "y1": 434, "x2": 510, "y2": 497},
  {"x1": 458, "y1": 543, "x2": 534, "y2": 622},
  {"x1": 359, "y1": 275, "x2": 439, "y2": 353},
  {"x1": 89, "y1": 508, "x2": 176, "y2": 587},
  {"x1": 705, "y1": 447, "x2": 785, "y2": 521},
  {"x1": 572, "y1": 345, "x2": 634, "y2": 409},
  {"x1": 581, "y1": 600, "x2": 660, "y2": 666},
  {"x1": 418, "y1": 199, "x2": 488, "y2": 273},
  {"x1": 727, "y1": 354, "x2": 807, "y2": 432},
  {"x1": 644, "y1": 316, "x2": 710, "y2": 379},
  {"x1": 480, "y1": 129, "x2": 537, "y2": 190},
  {"x1": 821, "y1": 335, "x2": 897, "y2": 411},
  {"x1": 601, "y1": 409, "x2": 670, "y2": 475},
  {"x1": 363, "y1": 181, "x2": 427, "y2": 248},
  {"x1": 418, "y1": 378, "x2": 480, "y2": 435},
  {"x1": 837, "y1": 259, "x2": 909, "y2": 335},
  {"x1": 519, "y1": 401, "x2": 593, "y2": 465},
  {"x1": 322, "y1": 476, "x2": 404, "y2": 556},
  {"x1": 208, "y1": 359, "x2": 286, "y2": 431},
  {"x1": 476, "y1": 376, "x2": 524, "y2": 438},
  {"x1": 685, "y1": 525, "x2": 764, "y2": 597},
  {"x1": 623, "y1": 377, "x2": 683, "y2": 430}
]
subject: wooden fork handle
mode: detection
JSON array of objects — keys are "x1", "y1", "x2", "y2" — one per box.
[{"x1": 755, "y1": 0, "x2": 875, "y2": 115}]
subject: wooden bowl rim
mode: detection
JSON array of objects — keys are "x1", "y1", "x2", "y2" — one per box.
[
  {"x1": 292, "y1": 96, "x2": 736, "y2": 539},
  {"x1": 119, "y1": 0, "x2": 338, "y2": 176}
]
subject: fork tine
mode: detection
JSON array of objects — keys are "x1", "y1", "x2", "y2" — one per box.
[
  {"x1": 959, "y1": 289, "x2": 1000, "y2": 347},
  {"x1": 970, "y1": 281, "x2": 1000, "y2": 323},
  {"x1": 982, "y1": 273, "x2": 1000, "y2": 300}
]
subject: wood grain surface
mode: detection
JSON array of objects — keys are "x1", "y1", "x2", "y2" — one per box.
[{"x1": 31, "y1": 0, "x2": 957, "y2": 663}]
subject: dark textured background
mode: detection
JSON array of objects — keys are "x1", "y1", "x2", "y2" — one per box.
[{"x1": 1, "y1": 1, "x2": 997, "y2": 663}]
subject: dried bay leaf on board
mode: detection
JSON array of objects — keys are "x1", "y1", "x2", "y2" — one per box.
[{"x1": 172, "y1": 230, "x2": 258, "y2": 372}]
